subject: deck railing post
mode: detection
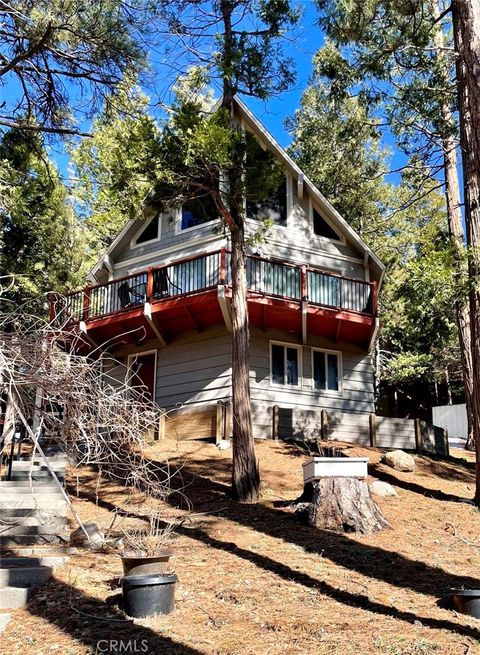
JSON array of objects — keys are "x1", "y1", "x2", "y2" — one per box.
[
  {"x1": 371, "y1": 280, "x2": 378, "y2": 316},
  {"x1": 220, "y1": 248, "x2": 226, "y2": 284},
  {"x1": 82, "y1": 287, "x2": 91, "y2": 321},
  {"x1": 49, "y1": 293, "x2": 56, "y2": 323},
  {"x1": 146, "y1": 267, "x2": 154, "y2": 302},
  {"x1": 301, "y1": 265, "x2": 308, "y2": 301}
]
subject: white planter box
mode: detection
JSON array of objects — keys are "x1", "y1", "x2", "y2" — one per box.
[{"x1": 303, "y1": 457, "x2": 369, "y2": 483}]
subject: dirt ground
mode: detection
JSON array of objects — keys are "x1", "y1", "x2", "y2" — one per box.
[{"x1": 1, "y1": 439, "x2": 480, "y2": 655}]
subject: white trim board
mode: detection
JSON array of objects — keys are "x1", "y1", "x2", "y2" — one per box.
[
  {"x1": 127, "y1": 349, "x2": 158, "y2": 401},
  {"x1": 113, "y1": 234, "x2": 226, "y2": 271},
  {"x1": 233, "y1": 96, "x2": 384, "y2": 278}
]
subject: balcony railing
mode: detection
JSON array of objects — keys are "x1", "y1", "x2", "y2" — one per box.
[{"x1": 50, "y1": 248, "x2": 376, "y2": 326}]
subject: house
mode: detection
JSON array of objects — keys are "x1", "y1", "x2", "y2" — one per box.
[{"x1": 50, "y1": 97, "x2": 385, "y2": 444}]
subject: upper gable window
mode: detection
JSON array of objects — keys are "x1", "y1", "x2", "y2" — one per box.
[
  {"x1": 181, "y1": 192, "x2": 218, "y2": 230},
  {"x1": 313, "y1": 207, "x2": 342, "y2": 241},
  {"x1": 134, "y1": 215, "x2": 160, "y2": 245},
  {"x1": 246, "y1": 175, "x2": 288, "y2": 226},
  {"x1": 244, "y1": 133, "x2": 288, "y2": 226}
]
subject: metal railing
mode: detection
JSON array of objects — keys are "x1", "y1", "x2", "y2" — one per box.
[{"x1": 50, "y1": 248, "x2": 375, "y2": 325}]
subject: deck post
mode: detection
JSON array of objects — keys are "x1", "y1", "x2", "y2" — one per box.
[
  {"x1": 216, "y1": 401, "x2": 225, "y2": 444},
  {"x1": 220, "y1": 248, "x2": 227, "y2": 284},
  {"x1": 48, "y1": 293, "x2": 56, "y2": 323},
  {"x1": 369, "y1": 413, "x2": 377, "y2": 448},
  {"x1": 371, "y1": 280, "x2": 378, "y2": 315},
  {"x1": 146, "y1": 268, "x2": 154, "y2": 302},
  {"x1": 414, "y1": 418, "x2": 423, "y2": 454},
  {"x1": 82, "y1": 287, "x2": 91, "y2": 321},
  {"x1": 224, "y1": 400, "x2": 232, "y2": 439},
  {"x1": 301, "y1": 265, "x2": 308, "y2": 301},
  {"x1": 272, "y1": 404, "x2": 280, "y2": 440},
  {"x1": 321, "y1": 409, "x2": 329, "y2": 440}
]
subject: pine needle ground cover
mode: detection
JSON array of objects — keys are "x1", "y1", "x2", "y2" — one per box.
[{"x1": 2, "y1": 440, "x2": 479, "y2": 655}]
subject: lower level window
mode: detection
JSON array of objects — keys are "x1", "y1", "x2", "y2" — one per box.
[
  {"x1": 313, "y1": 350, "x2": 340, "y2": 391},
  {"x1": 271, "y1": 343, "x2": 299, "y2": 386}
]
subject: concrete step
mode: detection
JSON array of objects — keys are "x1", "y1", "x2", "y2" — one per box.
[
  {"x1": 0, "y1": 556, "x2": 69, "y2": 568},
  {"x1": 0, "y1": 533, "x2": 70, "y2": 547},
  {"x1": 2, "y1": 476, "x2": 65, "y2": 485},
  {"x1": 0, "y1": 586, "x2": 32, "y2": 609},
  {"x1": 9, "y1": 460, "x2": 66, "y2": 469},
  {"x1": 0, "y1": 477, "x2": 63, "y2": 486},
  {"x1": 0, "y1": 507, "x2": 67, "y2": 519},
  {"x1": 0, "y1": 564, "x2": 52, "y2": 587},
  {"x1": 0, "y1": 516, "x2": 68, "y2": 528},
  {"x1": 0, "y1": 546, "x2": 71, "y2": 557},
  {"x1": 0, "y1": 485, "x2": 64, "y2": 495},
  {"x1": 0, "y1": 497, "x2": 67, "y2": 510},
  {"x1": 3, "y1": 469, "x2": 65, "y2": 478},
  {"x1": 0, "y1": 613, "x2": 11, "y2": 634},
  {"x1": 0, "y1": 524, "x2": 70, "y2": 537}
]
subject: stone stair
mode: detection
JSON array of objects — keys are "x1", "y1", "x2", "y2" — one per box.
[{"x1": 0, "y1": 450, "x2": 71, "y2": 632}]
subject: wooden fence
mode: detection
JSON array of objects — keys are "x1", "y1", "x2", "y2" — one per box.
[{"x1": 271, "y1": 406, "x2": 449, "y2": 456}]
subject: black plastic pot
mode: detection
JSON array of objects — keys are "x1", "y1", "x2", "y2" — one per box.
[
  {"x1": 122, "y1": 573, "x2": 177, "y2": 618},
  {"x1": 451, "y1": 589, "x2": 480, "y2": 618},
  {"x1": 120, "y1": 551, "x2": 173, "y2": 576}
]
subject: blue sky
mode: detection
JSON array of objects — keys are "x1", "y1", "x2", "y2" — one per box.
[{"x1": 4, "y1": 1, "x2": 405, "y2": 185}]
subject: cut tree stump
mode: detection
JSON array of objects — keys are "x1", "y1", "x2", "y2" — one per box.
[{"x1": 306, "y1": 477, "x2": 390, "y2": 534}]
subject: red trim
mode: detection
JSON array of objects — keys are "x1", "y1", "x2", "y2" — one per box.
[{"x1": 50, "y1": 249, "x2": 376, "y2": 329}]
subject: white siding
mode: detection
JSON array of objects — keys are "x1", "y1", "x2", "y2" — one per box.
[
  {"x1": 249, "y1": 328, "x2": 374, "y2": 440},
  {"x1": 432, "y1": 404, "x2": 468, "y2": 440},
  {"x1": 154, "y1": 326, "x2": 232, "y2": 410}
]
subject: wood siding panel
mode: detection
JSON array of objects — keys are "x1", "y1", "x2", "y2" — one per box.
[
  {"x1": 164, "y1": 405, "x2": 217, "y2": 440},
  {"x1": 155, "y1": 326, "x2": 232, "y2": 410}
]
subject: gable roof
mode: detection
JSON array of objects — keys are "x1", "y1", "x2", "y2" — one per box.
[
  {"x1": 90, "y1": 95, "x2": 385, "y2": 283},
  {"x1": 232, "y1": 96, "x2": 384, "y2": 282}
]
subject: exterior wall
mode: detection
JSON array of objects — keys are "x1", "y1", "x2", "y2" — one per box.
[
  {"x1": 104, "y1": 325, "x2": 232, "y2": 410},
  {"x1": 113, "y1": 210, "x2": 228, "y2": 279},
  {"x1": 248, "y1": 327, "x2": 374, "y2": 441},
  {"x1": 101, "y1": 325, "x2": 374, "y2": 442},
  {"x1": 108, "y1": 183, "x2": 370, "y2": 282}
]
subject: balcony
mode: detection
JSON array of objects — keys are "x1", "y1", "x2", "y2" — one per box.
[{"x1": 50, "y1": 249, "x2": 378, "y2": 350}]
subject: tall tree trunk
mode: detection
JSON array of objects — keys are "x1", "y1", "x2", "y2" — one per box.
[
  {"x1": 230, "y1": 225, "x2": 260, "y2": 501},
  {"x1": 433, "y1": 0, "x2": 475, "y2": 449},
  {"x1": 451, "y1": 0, "x2": 480, "y2": 503},
  {"x1": 220, "y1": 0, "x2": 260, "y2": 501}
]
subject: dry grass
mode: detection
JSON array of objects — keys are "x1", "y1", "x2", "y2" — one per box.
[{"x1": 2, "y1": 439, "x2": 480, "y2": 655}]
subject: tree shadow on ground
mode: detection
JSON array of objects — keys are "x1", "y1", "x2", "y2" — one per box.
[
  {"x1": 419, "y1": 456, "x2": 475, "y2": 484},
  {"x1": 369, "y1": 463, "x2": 474, "y2": 504},
  {"x1": 24, "y1": 575, "x2": 206, "y2": 655},
  {"x1": 71, "y1": 459, "x2": 480, "y2": 642}
]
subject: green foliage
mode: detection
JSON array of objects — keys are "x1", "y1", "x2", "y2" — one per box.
[
  {"x1": 0, "y1": 128, "x2": 84, "y2": 303},
  {"x1": 288, "y1": 45, "x2": 388, "y2": 235},
  {"x1": 71, "y1": 83, "x2": 163, "y2": 255},
  {"x1": 0, "y1": 0, "x2": 149, "y2": 133}
]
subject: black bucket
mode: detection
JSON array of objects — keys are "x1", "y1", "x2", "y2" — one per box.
[
  {"x1": 122, "y1": 574, "x2": 177, "y2": 618},
  {"x1": 451, "y1": 589, "x2": 480, "y2": 618}
]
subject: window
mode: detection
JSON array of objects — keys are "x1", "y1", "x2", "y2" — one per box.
[
  {"x1": 247, "y1": 175, "x2": 288, "y2": 226},
  {"x1": 271, "y1": 343, "x2": 300, "y2": 386},
  {"x1": 181, "y1": 191, "x2": 218, "y2": 230},
  {"x1": 313, "y1": 207, "x2": 341, "y2": 241},
  {"x1": 312, "y1": 350, "x2": 341, "y2": 392},
  {"x1": 134, "y1": 215, "x2": 160, "y2": 245}
]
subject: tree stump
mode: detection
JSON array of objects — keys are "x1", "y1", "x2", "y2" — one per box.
[{"x1": 307, "y1": 477, "x2": 390, "y2": 534}]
